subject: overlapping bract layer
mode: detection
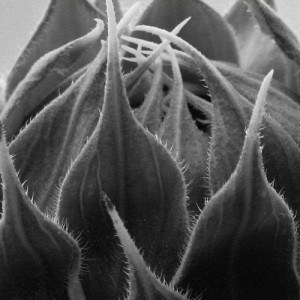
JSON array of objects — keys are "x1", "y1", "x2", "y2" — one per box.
[
  {"x1": 0, "y1": 123, "x2": 82, "y2": 299},
  {"x1": 0, "y1": 0, "x2": 299, "y2": 299}
]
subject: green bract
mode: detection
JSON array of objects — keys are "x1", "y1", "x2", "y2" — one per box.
[{"x1": 0, "y1": 0, "x2": 299, "y2": 299}]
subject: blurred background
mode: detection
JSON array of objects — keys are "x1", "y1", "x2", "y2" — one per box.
[{"x1": 0, "y1": 0, "x2": 299, "y2": 76}]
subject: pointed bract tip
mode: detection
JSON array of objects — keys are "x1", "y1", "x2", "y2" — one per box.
[
  {"x1": 173, "y1": 17, "x2": 192, "y2": 35},
  {"x1": 106, "y1": 0, "x2": 117, "y2": 34},
  {"x1": 247, "y1": 69, "x2": 273, "y2": 139},
  {"x1": 102, "y1": 192, "x2": 114, "y2": 212},
  {"x1": 106, "y1": 0, "x2": 119, "y2": 62}
]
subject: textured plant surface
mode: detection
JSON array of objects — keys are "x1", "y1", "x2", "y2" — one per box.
[{"x1": 0, "y1": 0, "x2": 300, "y2": 299}]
